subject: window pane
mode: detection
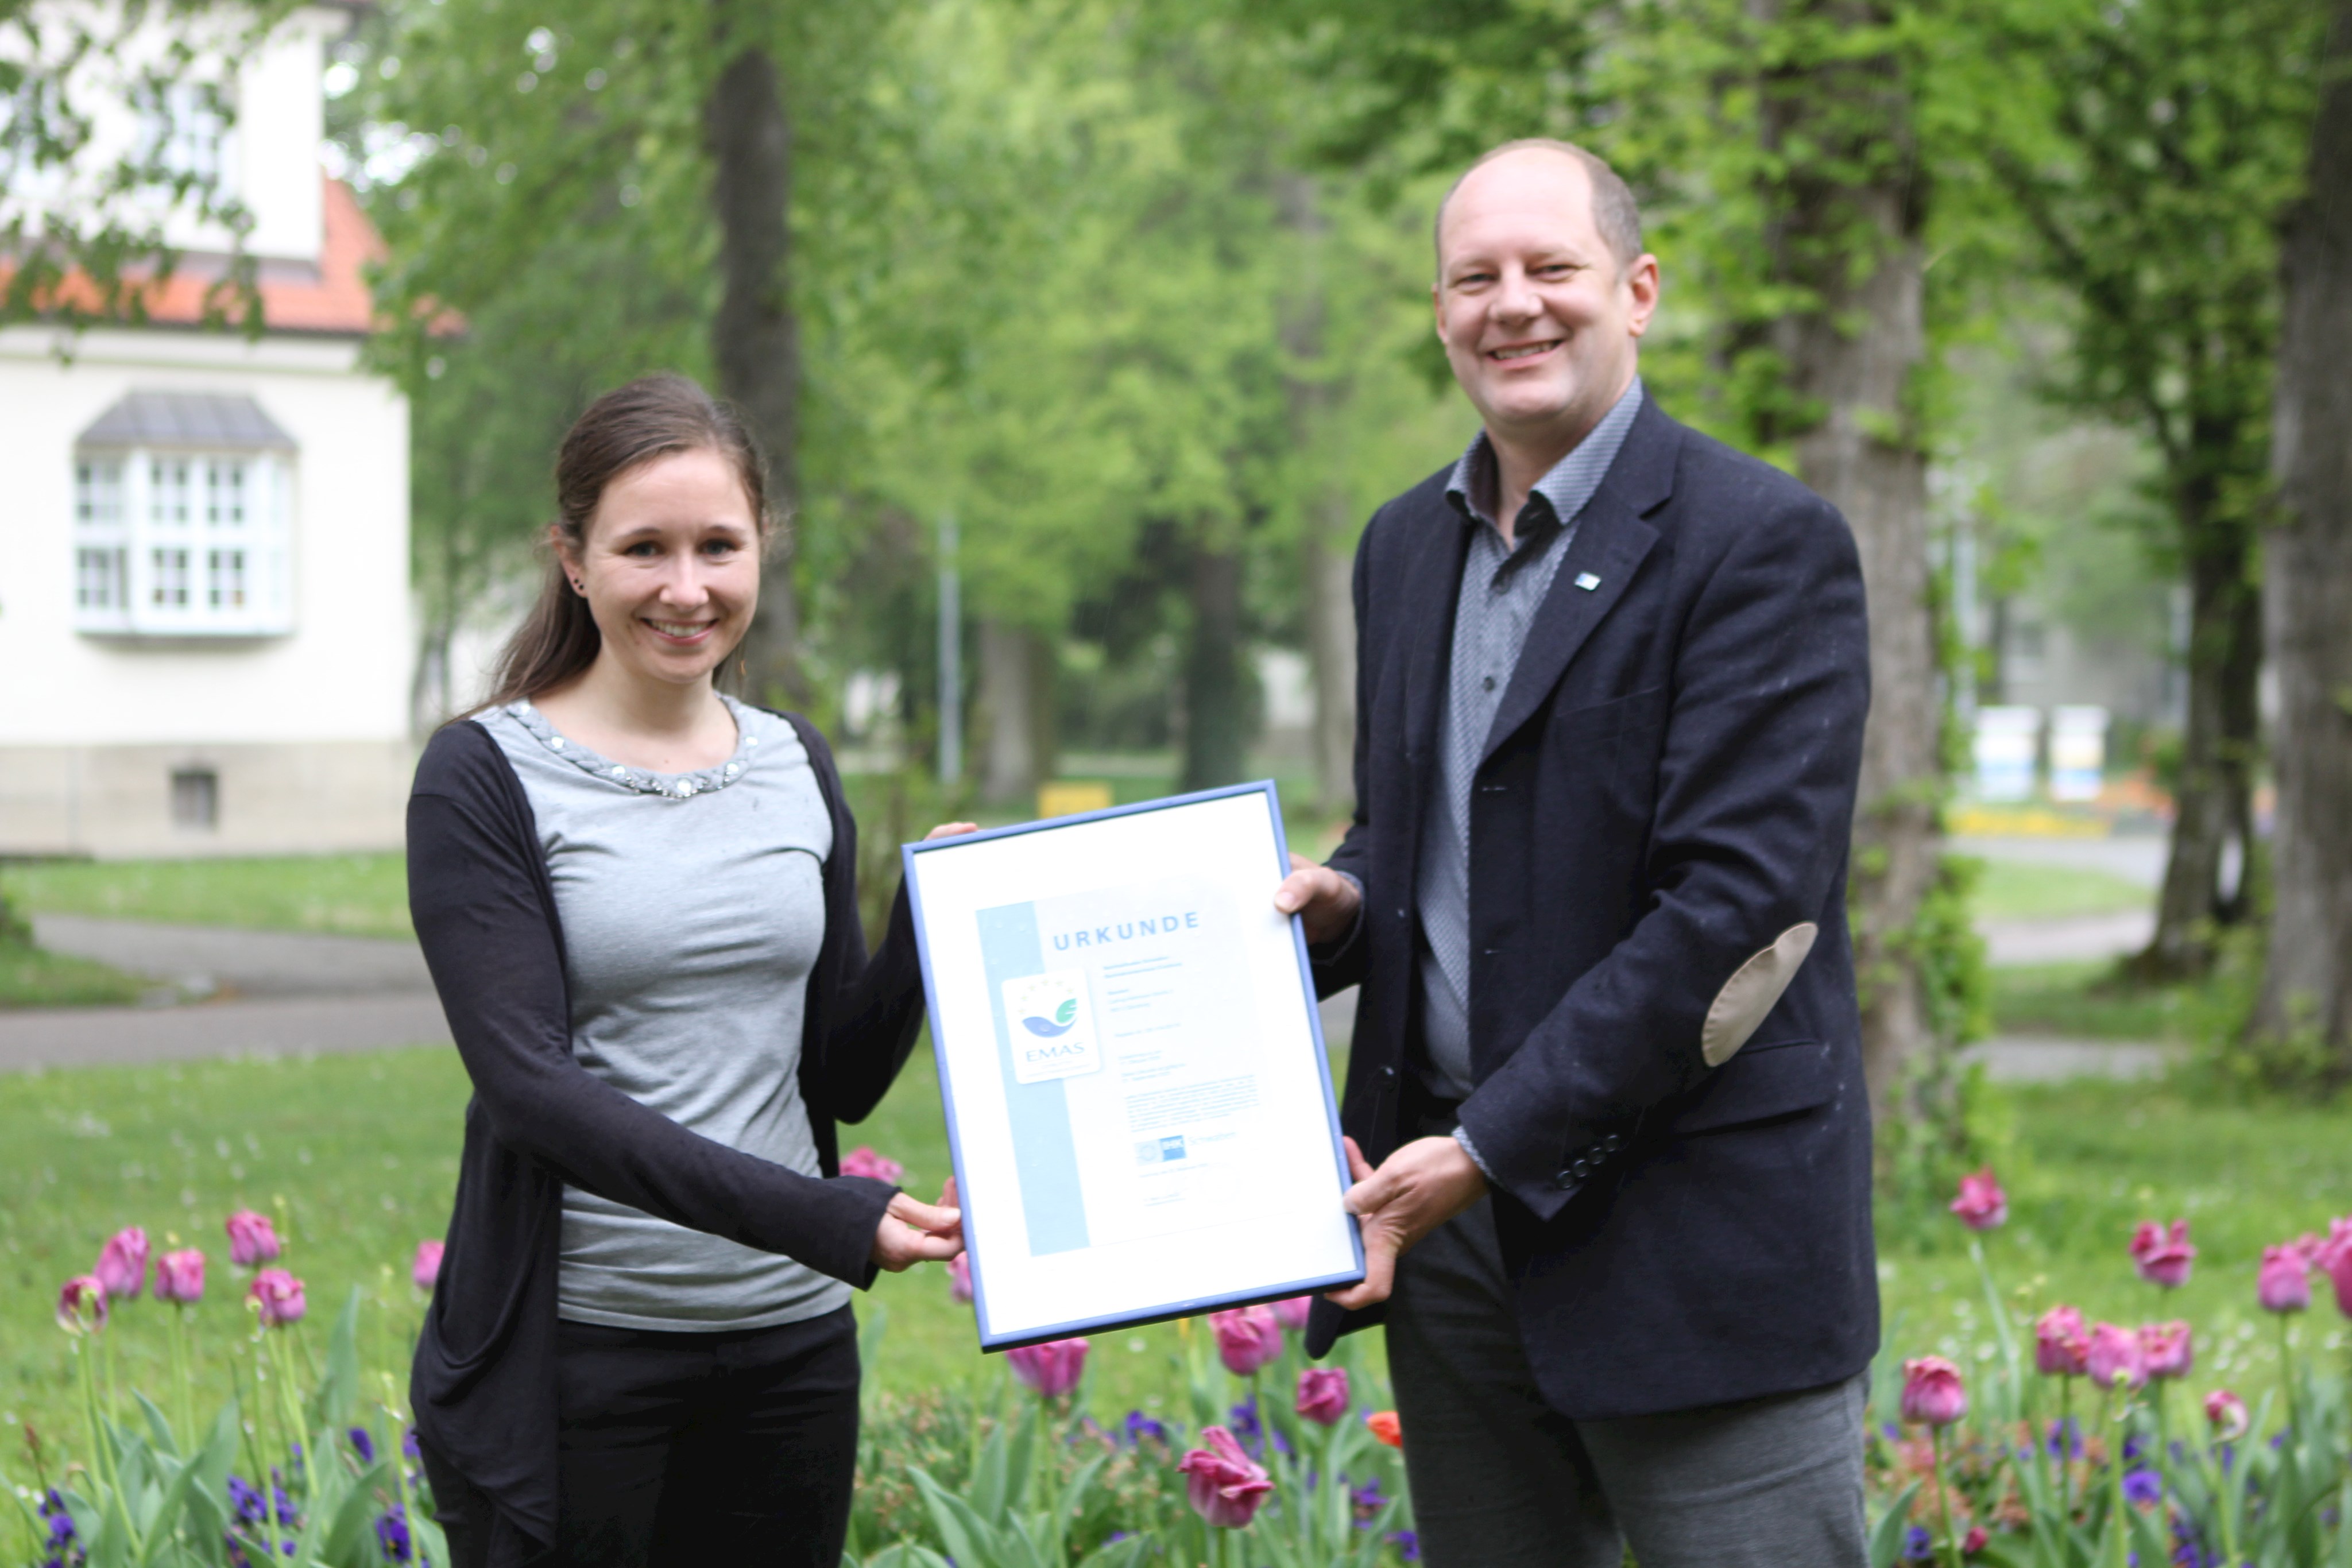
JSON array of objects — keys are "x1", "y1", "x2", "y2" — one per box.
[
  {"x1": 207, "y1": 460, "x2": 246, "y2": 526},
  {"x1": 207, "y1": 548, "x2": 246, "y2": 608},
  {"x1": 76, "y1": 547, "x2": 124, "y2": 609},
  {"x1": 151, "y1": 547, "x2": 189, "y2": 607},
  {"x1": 151, "y1": 460, "x2": 191, "y2": 526},
  {"x1": 75, "y1": 459, "x2": 122, "y2": 526}
]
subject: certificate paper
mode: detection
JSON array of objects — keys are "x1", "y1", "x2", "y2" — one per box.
[{"x1": 903, "y1": 782, "x2": 1364, "y2": 1349}]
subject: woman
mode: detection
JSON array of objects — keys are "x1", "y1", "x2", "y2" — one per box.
[{"x1": 408, "y1": 373, "x2": 968, "y2": 1568}]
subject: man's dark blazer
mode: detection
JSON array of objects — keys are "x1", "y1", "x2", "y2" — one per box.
[{"x1": 1306, "y1": 393, "x2": 1879, "y2": 1421}]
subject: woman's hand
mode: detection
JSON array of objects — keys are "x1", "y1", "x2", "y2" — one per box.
[
  {"x1": 869, "y1": 1176, "x2": 964, "y2": 1273},
  {"x1": 924, "y1": 822, "x2": 980, "y2": 840}
]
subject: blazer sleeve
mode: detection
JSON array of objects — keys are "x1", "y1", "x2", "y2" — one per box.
[
  {"x1": 408, "y1": 724, "x2": 895, "y2": 1287},
  {"x1": 1454, "y1": 492, "x2": 1870, "y2": 1222}
]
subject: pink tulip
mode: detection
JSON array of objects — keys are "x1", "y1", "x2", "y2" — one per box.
[
  {"x1": 2129, "y1": 1219, "x2": 2196, "y2": 1289},
  {"x1": 1177, "y1": 1426, "x2": 1275, "y2": 1527},
  {"x1": 225, "y1": 1210, "x2": 281, "y2": 1268},
  {"x1": 2086, "y1": 1321, "x2": 2146, "y2": 1392},
  {"x1": 94, "y1": 1226, "x2": 149, "y2": 1300},
  {"x1": 1209, "y1": 1305, "x2": 1283, "y2": 1377},
  {"x1": 2035, "y1": 1304, "x2": 2090, "y2": 1377},
  {"x1": 840, "y1": 1146, "x2": 905, "y2": 1185},
  {"x1": 2204, "y1": 1388, "x2": 2249, "y2": 1441},
  {"x1": 948, "y1": 1252, "x2": 973, "y2": 1306},
  {"x1": 1948, "y1": 1168, "x2": 2007, "y2": 1231},
  {"x1": 56, "y1": 1275, "x2": 108, "y2": 1335},
  {"x1": 1295, "y1": 1366, "x2": 1350, "y2": 1426},
  {"x1": 1271, "y1": 1295, "x2": 1313, "y2": 1331},
  {"x1": 2258, "y1": 1244, "x2": 2311, "y2": 1313},
  {"x1": 2318, "y1": 1217, "x2": 2352, "y2": 1318},
  {"x1": 412, "y1": 1241, "x2": 444, "y2": 1294},
  {"x1": 1006, "y1": 1337, "x2": 1088, "y2": 1399},
  {"x1": 1899, "y1": 1356, "x2": 1967, "y2": 1427},
  {"x1": 154, "y1": 1249, "x2": 206, "y2": 1305},
  {"x1": 250, "y1": 1268, "x2": 305, "y2": 1328},
  {"x1": 2140, "y1": 1321, "x2": 2193, "y2": 1380}
]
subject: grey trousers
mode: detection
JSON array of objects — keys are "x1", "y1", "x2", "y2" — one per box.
[{"x1": 1384, "y1": 1198, "x2": 1867, "y2": 1568}]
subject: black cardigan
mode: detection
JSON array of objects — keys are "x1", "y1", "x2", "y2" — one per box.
[{"x1": 404, "y1": 712, "x2": 926, "y2": 1561}]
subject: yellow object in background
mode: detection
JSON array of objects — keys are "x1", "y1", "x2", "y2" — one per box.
[{"x1": 1036, "y1": 781, "x2": 1115, "y2": 819}]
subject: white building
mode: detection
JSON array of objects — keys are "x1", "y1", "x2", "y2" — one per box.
[{"x1": 0, "y1": 6, "x2": 412, "y2": 858}]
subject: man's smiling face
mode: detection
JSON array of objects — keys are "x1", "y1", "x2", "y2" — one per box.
[{"x1": 1433, "y1": 149, "x2": 1657, "y2": 451}]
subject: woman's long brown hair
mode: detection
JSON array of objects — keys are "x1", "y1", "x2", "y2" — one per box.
[{"x1": 477, "y1": 373, "x2": 772, "y2": 713}]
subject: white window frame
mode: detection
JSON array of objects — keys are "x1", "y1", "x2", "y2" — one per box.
[{"x1": 72, "y1": 447, "x2": 294, "y2": 637}]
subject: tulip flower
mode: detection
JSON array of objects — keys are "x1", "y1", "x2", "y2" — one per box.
[
  {"x1": 1209, "y1": 1304, "x2": 1283, "y2": 1377},
  {"x1": 1365, "y1": 1410, "x2": 1403, "y2": 1448},
  {"x1": 1006, "y1": 1337, "x2": 1089, "y2": 1399},
  {"x1": 250, "y1": 1268, "x2": 305, "y2": 1328},
  {"x1": 226, "y1": 1210, "x2": 282, "y2": 1268},
  {"x1": 2203, "y1": 1388, "x2": 2249, "y2": 1442},
  {"x1": 2086, "y1": 1321, "x2": 2146, "y2": 1392},
  {"x1": 840, "y1": 1145, "x2": 904, "y2": 1184},
  {"x1": 2034, "y1": 1304, "x2": 2090, "y2": 1377},
  {"x1": 2128, "y1": 1219, "x2": 2195, "y2": 1289},
  {"x1": 1271, "y1": 1295, "x2": 1313, "y2": 1331},
  {"x1": 1295, "y1": 1366, "x2": 1350, "y2": 1426},
  {"x1": 154, "y1": 1249, "x2": 205, "y2": 1305},
  {"x1": 2318, "y1": 1217, "x2": 2352, "y2": 1318},
  {"x1": 1961, "y1": 1526, "x2": 1987, "y2": 1555},
  {"x1": 1900, "y1": 1357, "x2": 1967, "y2": 1427},
  {"x1": 412, "y1": 1240, "x2": 444, "y2": 1294},
  {"x1": 947, "y1": 1252, "x2": 973, "y2": 1306},
  {"x1": 94, "y1": 1226, "x2": 149, "y2": 1300},
  {"x1": 1176, "y1": 1426, "x2": 1275, "y2": 1527},
  {"x1": 55, "y1": 1276, "x2": 107, "y2": 1335},
  {"x1": 2138, "y1": 1321, "x2": 2192, "y2": 1380},
  {"x1": 2257, "y1": 1244, "x2": 2310, "y2": 1313},
  {"x1": 1948, "y1": 1169, "x2": 2007, "y2": 1232}
]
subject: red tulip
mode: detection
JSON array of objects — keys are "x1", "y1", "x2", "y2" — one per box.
[
  {"x1": 250, "y1": 1268, "x2": 305, "y2": 1328},
  {"x1": 94, "y1": 1227, "x2": 149, "y2": 1300},
  {"x1": 2258, "y1": 1244, "x2": 2311, "y2": 1314},
  {"x1": 2139, "y1": 1321, "x2": 2192, "y2": 1380},
  {"x1": 225, "y1": 1210, "x2": 281, "y2": 1268},
  {"x1": 1006, "y1": 1337, "x2": 1088, "y2": 1399},
  {"x1": 1365, "y1": 1410, "x2": 1402, "y2": 1448},
  {"x1": 840, "y1": 1146, "x2": 904, "y2": 1184},
  {"x1": 2129, "y1": 1219, "x2": 2196, "y2": 1289},
  {"x1": 1900, "y1": 1356, "x2": 1967, "y2": 1427},
  {"x1": 2203, "y1": 1388, "x2": 2249, "y2": 1441},
  {"x1": 412, "y1": 1240, "x2": 445, "y2": 1293},
  {"x1": 1295, "y1": 1366, "x2": 1350, "y2": 1426},
  {"x1": 2086, "y1": 1321, "x2": 2146, "y2": 1392},
  {"x1": 948, "y1": 1252, "x2": 973, "y2": 1306},
  {"x1": 56, "y1": 1276, "x2": 108, "y2": 1335},
  {"x1": 1962, "y1": 1526, "x2": 1989, "y2": 1555},
  {"x1": 1271, "y1": 1295, "x2": 1313, "y2": 1331},
  {"x1": 154, "y1": 1249, "x2": 206, "y2": 1305},
  {"x1": 2035, "y1": 1304, "x2": 2090, "y2": 1377},
  {"x1": 1209, "y1": 1305, "x2": 1283, "y2": 1377},
  {"x1": 1176, "y1": 1426, "x2": 1275, "y2": 1527},
  {"x1": 1948, "y1": 1168, "x2": 2007, "y2": 1231}
]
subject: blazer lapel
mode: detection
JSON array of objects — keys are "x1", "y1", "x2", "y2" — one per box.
[{"x1": 1398, "y1": 498, "x2": 1472, "y2": 880}]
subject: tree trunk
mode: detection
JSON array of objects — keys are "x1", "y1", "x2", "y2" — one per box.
[
  {"x1": 1758, "y1": 6, "x2": 1944, "y2": 1118},
  {"x1": 977, "y1": 620, "x2": 1056, "y2": 807},
  {"x1": 703, "y1": 17, "x2": 806, "y2": 707},
  {"x1": 2254, "y1": 0, "x2": 2352, "y2": 1078},
  {"x1": 1182, "y1": 543, "x2": 1248, "y2": 790},
  {"x1": 1303, "y1": 508, "x2": 1357, "y2": 816}
]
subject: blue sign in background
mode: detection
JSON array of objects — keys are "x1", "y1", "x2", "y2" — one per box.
[{"x1": 975, "y1": 900, "x2": 1091, "y2": 1255}]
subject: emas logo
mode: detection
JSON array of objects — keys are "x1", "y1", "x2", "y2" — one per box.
[{"x1": 1001, "y1": 970, "x2": 1100, "y2": 1084}]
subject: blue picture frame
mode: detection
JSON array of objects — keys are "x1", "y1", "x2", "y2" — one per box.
[{"x1": 900, "y1": 779, "x2": 1365, "y2": 1351}]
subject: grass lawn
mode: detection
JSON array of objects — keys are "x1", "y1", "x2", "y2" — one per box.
[
  {"x1": 1969, "y1": 859, "x2": 2152, "y2": 922},
  {"x1": 2, "y1": 854, "x2": 413, "y2": 940},
  {"x1": 1986, "y1": 960, "x2": 2203, "y2": 1041},
  {"x1": 5, "y1": 1044, "x2": 2347, "y2": 1481},
  {"x1": 0, "y1": 940, "x2": 146, "y2": 1009}
]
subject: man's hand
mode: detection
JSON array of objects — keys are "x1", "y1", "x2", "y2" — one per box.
[
  {"x1": 870, "y1": 1175, "x2": 964, "y2": 1273},
  {"x1": 1273, "y1": 853, "x2": 1363, "y2": 947},
  {"x1": 1325, "y1": 1135, "x2": 1487, "y2": 1310},
  {"x1": 923, "y1": 822, "x2": 981, "y2": 840}
]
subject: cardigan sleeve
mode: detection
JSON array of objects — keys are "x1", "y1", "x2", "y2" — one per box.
[{"x1": 408, "y1": 722, "x2": 895, "y2": 1289}]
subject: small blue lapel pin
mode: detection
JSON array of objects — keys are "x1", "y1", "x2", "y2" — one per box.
[{"x1": 1574, "y1": 572, "x2": 1602, "y2": 591}]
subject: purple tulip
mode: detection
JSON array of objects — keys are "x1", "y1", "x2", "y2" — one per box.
[
  {"x1": 2035, "y1": 1304, "x2": 2090, "y2": 1376},
  {"x1": 1209, "y1": 1305, "x2": 1283, "y2": 1377},
  {"x1": 56, "y1": 1275, "x2": 108, "y2": 1335},
  {"x1": 154, "y1": 1248, "x2": 206, "y2": 1304},
  {"x1": 1177, "y1": 1426, "x2": 1275, "y2": 1527},
  {"x1": 1900, "y1": 1357, "x2": 1966, "y2": 1427},
  {"x1": 2129, "y1": 1219, "x2": 2195, "y2": 1289},
  {"x1": 94, "y1": 1227, "x2": 149, "y2": 1300},
  {"x1": 226, "y1": 1210, "x2": 282, "y2": 1268},
  {"x1": 947, "y1": 1252, "x2": 973, "y2": 1305},
  {"x1": 2258, "y1": 1244, "x2": 2310, "y2": 1314},
  {"x1": 840, "y1": 1145, "x2": 904, "y2": 1184},
  {"x1": 1948, "y1": 1168, "x2": 2007, "y2": 1231},
  {"x1": 1295, "y1": 1366, "x2": 1350, "y2": 1426},
  {"x1": 2086, "y1": 1321, "x2": 2146, "y2": 1392},
  {"x1": 411, "y1": 1241, "x2": 444, "y2": 1294},
  {"x1": 1006, "y1": 1337, "x2": 1089, "y2": 1399},
  {"x1": 250, "y1": 1268, "x2": 305, "y2": 1328},
  {"x1": 2139, "y1": 1321, "x2": 2192, "y2": 1380},
  {"x1": 1271, "y1": 1295, "x2": 1313, "y2": 1331}
]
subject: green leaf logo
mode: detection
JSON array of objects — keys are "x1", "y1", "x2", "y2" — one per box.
[{"x1": 1055, "y1": 997, "x2": 1078, "y2": 1026}]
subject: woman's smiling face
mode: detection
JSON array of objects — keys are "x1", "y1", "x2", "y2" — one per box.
[{"x1": 562, "y1": 446, "x2": 761, "y2": 688}]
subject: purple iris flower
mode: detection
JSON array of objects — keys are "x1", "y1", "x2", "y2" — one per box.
[
  {"x1": 1123, "y1": 1410, "x2": 1168, "y2": 1445},
  {"x1": 2124, "y1": 1468, "x2": 2162, "y2": 1506},
  {"x1": 348, "y1": 1426, "x2": 376, "y2": 1464},
  {"x1": 227, "y1": 1476, "x2": 266, "y2": 1526},
  {"x1": 1387, "y1": 1529, "x2": 1421, "y2": 1561},
  {"x1": 1227, "y1": 1397, "x2": 1260, "y2": 1440},
  {"x1": 402, "y1": 1428, "x2": 421, "y2": 1462},
  {"x1": 376, "y1": 1505, "x2": 412, "y2": 1563}
]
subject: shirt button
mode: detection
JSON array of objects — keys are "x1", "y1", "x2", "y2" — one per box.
[{"x1": 1481, "y1": 675, "x2": 1496, "y2": 691}]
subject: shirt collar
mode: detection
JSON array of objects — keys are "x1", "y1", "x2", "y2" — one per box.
[{"x1": 1445, "y1": 377, "x2": 1646, "y2": 539}]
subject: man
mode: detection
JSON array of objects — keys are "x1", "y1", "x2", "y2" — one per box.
[{"x1": 1271, "y1": 138, "x2": 1877, "y2": 1566}]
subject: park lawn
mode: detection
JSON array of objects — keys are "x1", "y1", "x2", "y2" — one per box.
[
  {"x1": 0, "y1": 940, "x2": 146, "y2": 1009},
  {"x1": 6, "y1": 1045, "x2": 2350, "y2": 1482},
  {"x1": 1987, "y1": 960, "x2": 2202, "y2": 1040},
  {"x1": 2, "y1": 854, "x2": 413, "y2": 940},
  {"x1": 1969, "y1": 858, "x2": 2152, "y2": 922}
]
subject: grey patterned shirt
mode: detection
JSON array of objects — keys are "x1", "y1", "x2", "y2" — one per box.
[{"x1": 1415, "y1": 378, "x2": 1645, "y2": 1104}]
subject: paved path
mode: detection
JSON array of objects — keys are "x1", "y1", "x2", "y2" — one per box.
[
  {"x1": 1979, "y1": 908, "x2": 2157, "y2": 966},
  {"x1": 30, "y1": 914, "x2": 432, "y2": 997}
]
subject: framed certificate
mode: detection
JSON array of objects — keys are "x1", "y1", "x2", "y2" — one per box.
[{"x1": 902, "y1": 781, "x2": 1364, "y2": 1350}]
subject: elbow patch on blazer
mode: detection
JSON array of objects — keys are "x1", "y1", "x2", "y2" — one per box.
[{"x1": 1701, "y1": 923, "x2": 1819, "y2": 1067}]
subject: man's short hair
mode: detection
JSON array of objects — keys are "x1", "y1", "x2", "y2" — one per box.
[{"x1": 1434, "y1": 138, "x2": 1645, "y2": 275}]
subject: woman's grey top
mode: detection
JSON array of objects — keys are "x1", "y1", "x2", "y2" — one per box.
[{"x1": 480, "y1": 696, "x2": 852, "y2": 1331}]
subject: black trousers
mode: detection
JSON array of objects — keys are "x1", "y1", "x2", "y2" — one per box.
[{"x1": 421, "y1": 1306, "x2": 861, "y2": 1568}]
